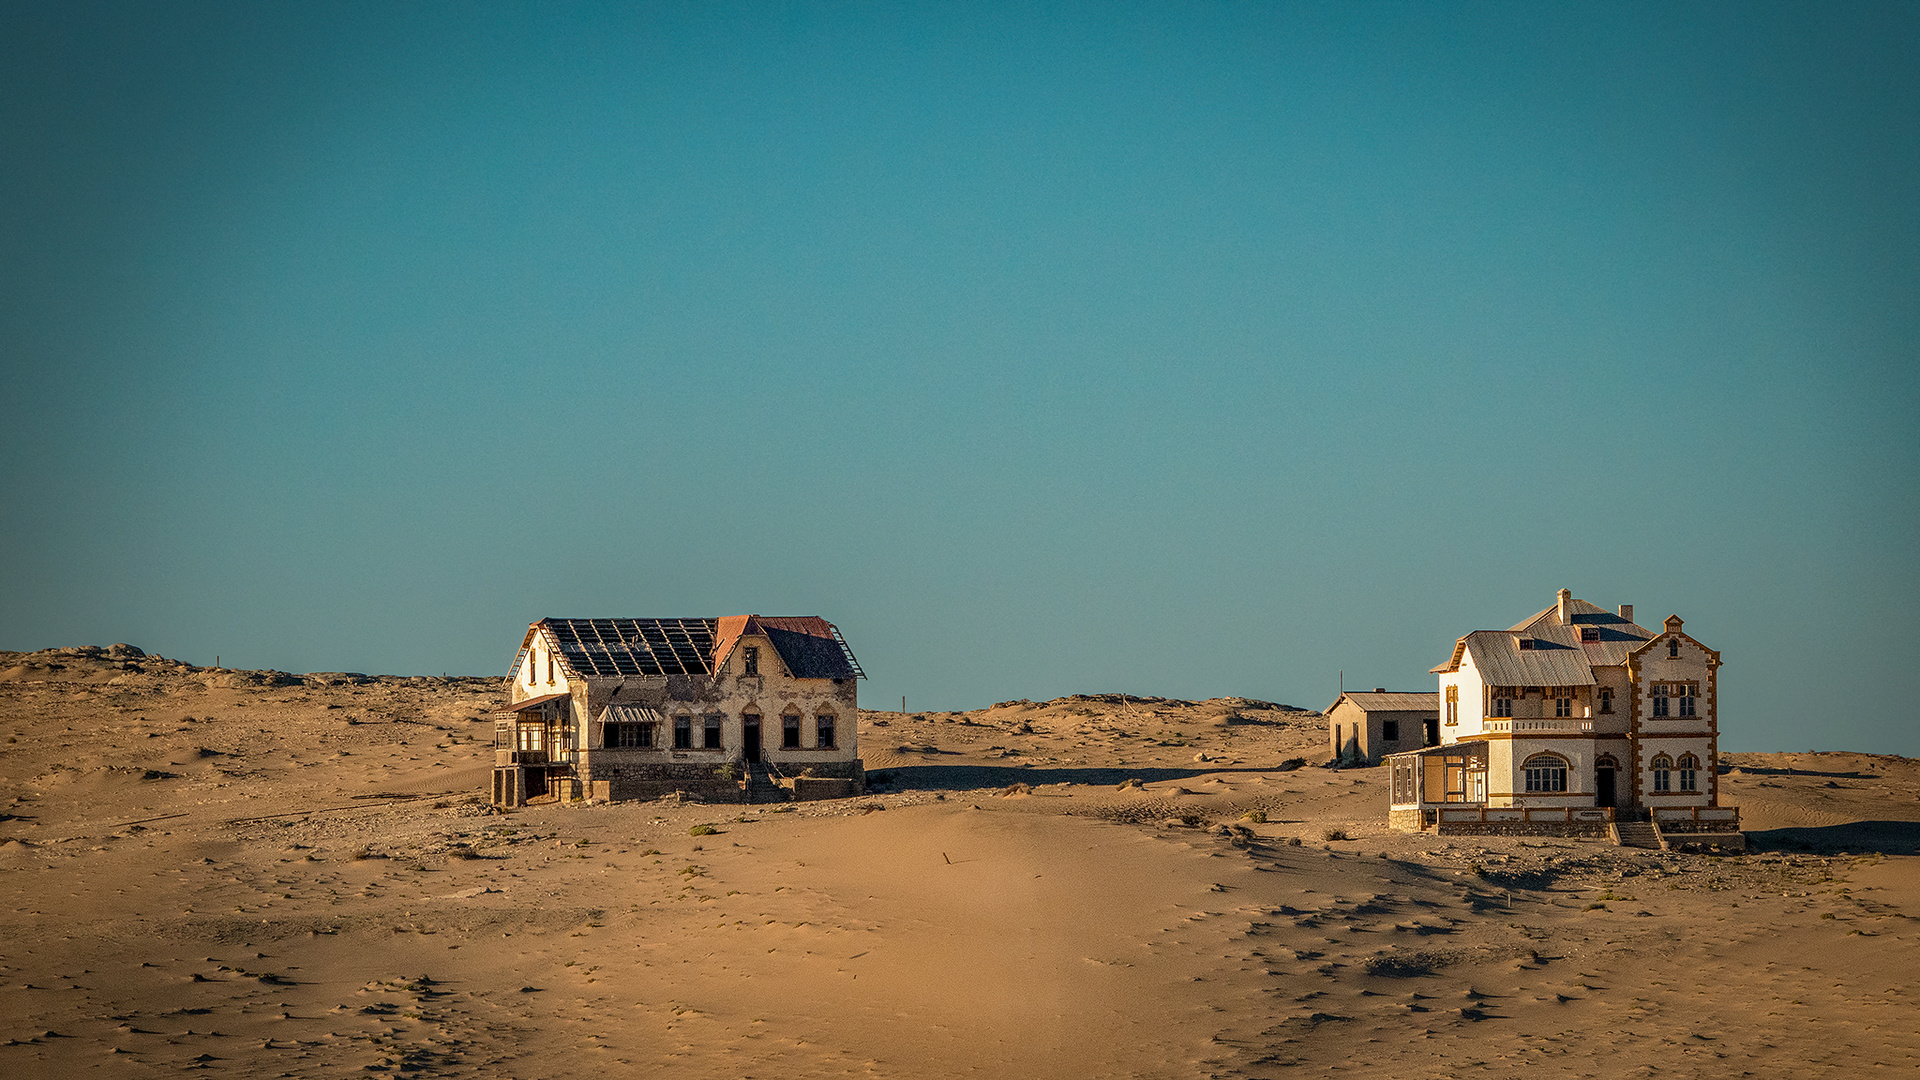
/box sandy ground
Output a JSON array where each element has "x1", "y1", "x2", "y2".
[{"x1": 2, "y1": 645, "x2": 1917, "y2": 1078}]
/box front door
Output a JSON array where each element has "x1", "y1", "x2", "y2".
[
  {"x1": 1596, "y1": 767, "x2": 1616, "y2": 808},
  {"x1": 743, "y1": 716, "x2": 762, "y2": 763}
]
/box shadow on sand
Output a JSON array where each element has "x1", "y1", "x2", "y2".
[{"x1": 1745, "y1": 820, "x2": 1920, "y2": 856}]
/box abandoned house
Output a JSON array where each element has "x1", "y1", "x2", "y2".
[
  {"x1": 1385, "y1": 589, "x2": 1741, "y2": 850},
  {"x1": 1324, "y1": 689, "x2": 1439, "y2": 765},
  {"x1": 492, "y1": 616, "x2": 865, "y2": 807}
]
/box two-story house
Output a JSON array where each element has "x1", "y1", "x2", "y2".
[
  {"x1": 1386, "y1": 590, "x2": 1739, "y2": 848},
  {"x1": 492, "y1": 616, "x2": 865, "y2": 807}
]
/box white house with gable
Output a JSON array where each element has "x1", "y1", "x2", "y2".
[{"x1": 1386, "y1": 589, "x2": 1740, "y2": 849}]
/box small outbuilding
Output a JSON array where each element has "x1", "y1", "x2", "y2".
[{"x1": 1324, "y1": 689, "x2": 1439, "y2": 765}]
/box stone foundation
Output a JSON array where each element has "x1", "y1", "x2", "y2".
[{"x1": 1433, "y1": 821, "x2": 1613, "y2": 839}]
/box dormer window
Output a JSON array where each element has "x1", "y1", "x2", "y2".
[
  {"x1": 1518, "y1": 638, "x2": 1536, "y2": 651},
  {"x1": 1581, "y1": 627, "x2": 1599, "y2": 642},
  {"x1": 744, "y1": 646, "x2": 759, "y2": 676}
]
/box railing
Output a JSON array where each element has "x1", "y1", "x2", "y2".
[
  {"x1": 1483, "y1": 718, "x2": 1594, "y2": 734},
  {"x1": 1435, "y1": 806, "x2": 1614, "y2": 824}
]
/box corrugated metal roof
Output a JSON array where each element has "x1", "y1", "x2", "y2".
[
  {"x1": 498, "y1": 691, "x2": 569, "y2": 714},
  {"x1": 1462, "y1": 627, "x2": 1597, "y2": 686},
  {"x1": 1327, "y1": 691, "x2": 1438, "y2": 714},
  {"x1": 1509, "y1": 596, "x2": 1653, "y2": 667},
  {"x1": 598, "y1": 703, "x2": 666, "y2": 724}
]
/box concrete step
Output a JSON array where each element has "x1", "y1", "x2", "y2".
[{"x1": 1613, "y1": 822, "x2": 1664, "y2": 849}]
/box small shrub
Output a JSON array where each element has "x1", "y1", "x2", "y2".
[
  {"x1": 689, "y1": 824, "x2": 718, "y2": 837},
  {"x1": 1279, "y1": 757, "x2": 1307, "y2": 771},
  {"x1": 1287, "y1": 837, "x2": 1304, "y2": 847},
  {"x1": 1321, "y1": 827, "x2": 1349, "y2": 842},
  {"x1": 1240, "y1": 809, "x2": 1267, "y2": 824},
  {"x1": 351, "y1": 847, "x2": 375, "y2": 860}
]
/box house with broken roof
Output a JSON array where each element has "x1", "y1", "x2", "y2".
[
  {"x1": 1324, "y1": 690, "x2": 1439, "y2": 765},
  {"x1": 1386, "y1": 589, "x2": 1740, "y2": 850},
  {"x1": 492, "y1": 616, "x2": 865, "y2": 807}
]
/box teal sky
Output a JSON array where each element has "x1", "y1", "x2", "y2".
[{"x1": 4, "y1": 2, "x2": 1916, "y2": 755}]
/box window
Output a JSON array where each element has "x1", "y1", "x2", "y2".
[
  {"x1": 1445, "y1": 685, "x2": 1459, "y2": 725},
  {"x1": 703, "y1": 714, "x2": 723, "y2": 749},
  {"x1": 744, "y1": 646, "x2": 759, "y2": 676},
  {"x1": 816, "y1": 713, "x2": 836, "y2": 748},
  {"x1": 1651, "y1": 753, "x2": 1673, "y2": 792},
  {"x1": 1599, "y1": 688, "x2": 1613, "y2": 715},
  {"x1": 1493, "y1": 689, "x2": 1513, "y2": 717},
  {"x1": 1677, "y1": 753, "x2": 1700, "y2": 792},
  {"x1": 1518, "y1": 638, "x2": 1536, "y2": 650},
  {"x1": 1652, "y1": 683, "x2": 1671, "y2": 717},
  {"x1": 1523, "y1": 754, "x2": 1567, "y2": 793},
  {"x1": 607, "y1": 722, "x2": 654, "y2": 749},
  {"x1": 1669, "y1": 638, "x2": 1680, "y2": 658},
  {"x1": 1679, "y1": 683, "x2": 1696, "y2": 717},
  {"x1": 516, "y1": 723, "x2": 545, "y2": 752},
  {"x1": 673, "y1": 715, "x2": 692, "y2": 750},
  {"x1": 1581, "y1": 627, "x2": 1599, "y2": 642},
  {"x1": 783, "y1": 713, "x2": 801, "y2": 749},
  {"x1": 1555, "y1": 691, "x2": 1572, "y2": 718},
  {"x1": 1382, "y1": 719, "x2": 1400, "y2": 742},
  {"x1": 547, "y1": 651, "x2": 555, "y2": 684}
]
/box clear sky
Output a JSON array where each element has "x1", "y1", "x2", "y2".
[{"x1": 3, "y1": 2, "x2": 1916, "y2": 755}]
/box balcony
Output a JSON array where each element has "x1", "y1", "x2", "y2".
[{"x1": 1484, "y1": 718, "x2": 1593, "y2": 734}]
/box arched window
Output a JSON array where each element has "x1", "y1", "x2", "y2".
[
  {"x1": 1677, "y1": 753, "x2": 1700, "y2": 792},
  {"x1": 1651, "y1": 753, "x2": 1673, "y2": 793},
  {"x1": 1523, "y1": 754, "x2": 1567, "y2": 793},
  {"x1": 1669, "y1": 638, "x2": 1681, "y2": 658}
]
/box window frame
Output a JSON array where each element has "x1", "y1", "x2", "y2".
[
  {"x1": 1522, "y1": 754, "x2": 1568, "y2": 793},
  {"x1": 606, "y1": 722, "x2": 654, "y2": 749},
  {"x1": 743, "y1": 646, "x2": 760, "y2": 676},
  {"x1": 1651, "y1": 753, "x2": 1673, "y2": 793},
  {"x1": 672, "y1": 715, "x2": 693, "y2": 750},
  {"x1": 816, "y1": 713, "x2": 836, "y2": 749},
  {"x1": 703, "y1": 713, "x2": 723, "y2": 750},
  {"x1": 782, "y1": 712, "x2": 802, "y2": 749},
  {"x1": 1493, "y1": 688, "x2": 1514, "y2": 717}
]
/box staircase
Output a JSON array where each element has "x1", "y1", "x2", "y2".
[
  {"x1": 1612, "y1": 820, "x2": 1664, "y2": 850},
  {"x1": 744, "y1": 763, "x2": 789, "y2": 805}
]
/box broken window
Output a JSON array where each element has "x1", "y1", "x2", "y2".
[
  {"x1": 744, "y1": 646, "x2": 760, "y2": 676},
  {"x1": 703, "y1": 714, "x2": 723, "y2": 749},
  {"x1": 1382, "y1": 719, "x2": 1399, "y2": 742},
  {"x1": 783, "y1": 713, "x2": 801, "y2": 749},
  {"x1": 816, "y1": 714, "x2": 835, "y2": 749},
  {"x1": 606, "y1": 722, "x2": 654, "y2": 749},
  {"x1": 673, "y1": 715, "x2": 693, "y2": 750}
]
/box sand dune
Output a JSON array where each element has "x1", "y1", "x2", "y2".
[{"x1": 2, "y1": 647, "x2": 1916, "y2": 1077}]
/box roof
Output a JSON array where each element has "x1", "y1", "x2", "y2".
[
  {"x1": 1509, "y1": 596, "x2": 1654, "y2": 667},
  {"x1": 712, "y1": 615, "x2": 866, "y2": 679},
  {"x1": 598, "y1": 703, "x2": 666, "y2": 724},
  {"x1": 1324, "y1": 691, "x2": 1438, "y2": 714},
  {"x1": 1455, "y1": 627, "x2": 1597, "y2": 687},
  {"x1": 513, "y1": 616, "x2": 864, "y2": 680},
  {"x1": 498, "y1": 691, "x2": 569, "y2": 714}
]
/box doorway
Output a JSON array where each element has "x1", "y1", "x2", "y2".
[
  {"x1": 1423, "y1": 717, "x2": 1439, "y2": 746},
  {"x1": 743, "y1": 715, "x2": 762, "y2": 763},
  {"x1": 1596, "y1": 767, "x2": 1616, "y2": 808}
]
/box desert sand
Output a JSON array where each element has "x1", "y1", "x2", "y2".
[{"x1": 2, "y1": 645, "x2": 1916, "y2": 1078}]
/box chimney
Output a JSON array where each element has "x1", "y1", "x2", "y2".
[
  {"x1": 1619, "y1": 604, "x2": 1633, "y2": 624},
  {"x1": 1374, "y1": 687, "x2": 1386, "y2": 694},
  {"x1": 1557, "y1": 588, "x2": 1571, "y2": 624}
]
